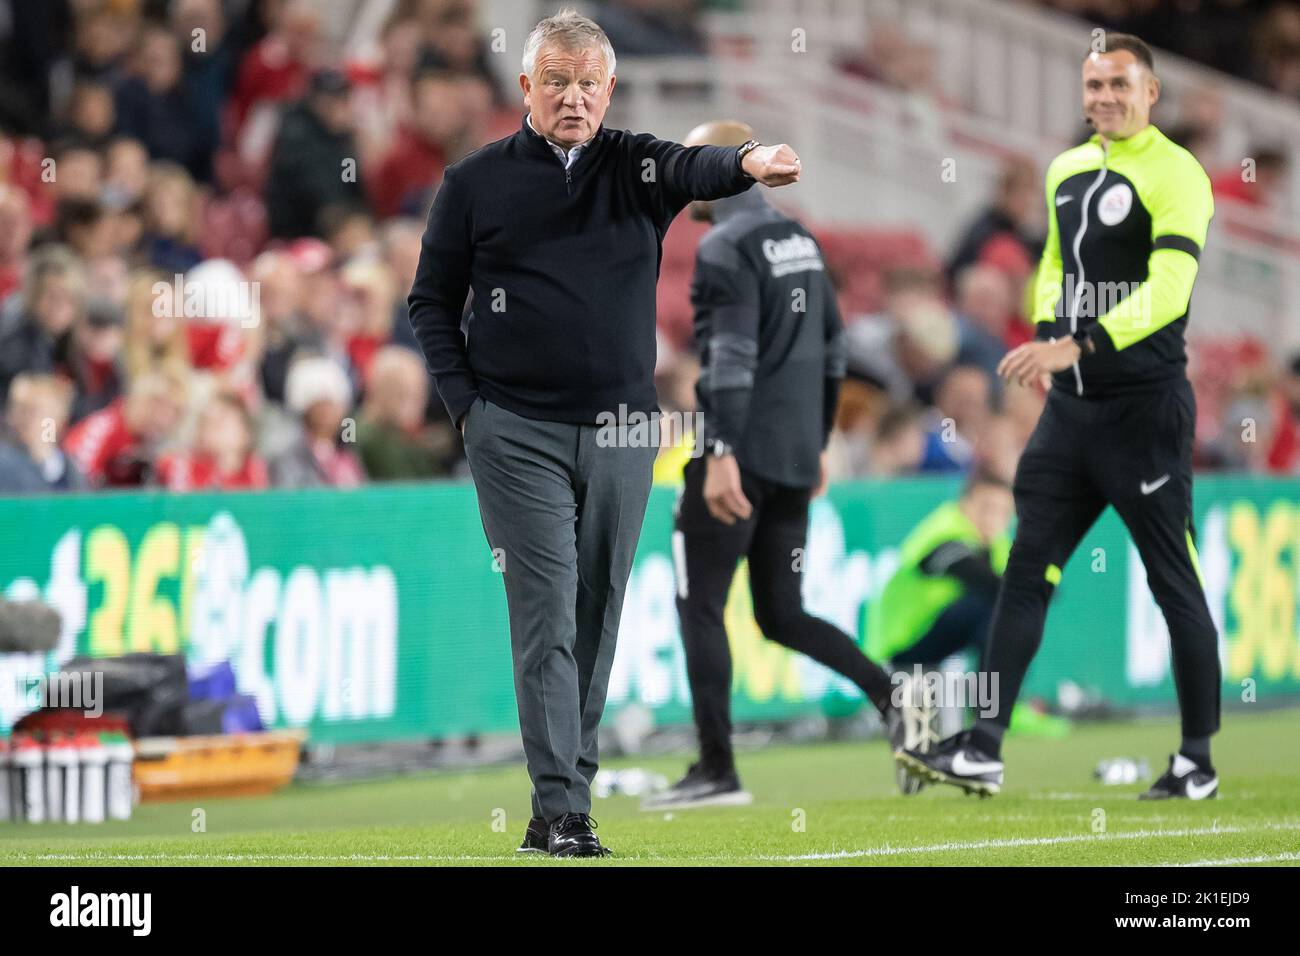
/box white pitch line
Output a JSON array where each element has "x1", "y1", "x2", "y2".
[
  {"x1": 759, "y1": 822, "x2": 1300, "y2": 862},
  {"x1": 8, "y1": 822, "x2": 1299, "y2": 865},
  {"x1": 1167, "y1": 851, "x2": 1300, "y2": 867}
]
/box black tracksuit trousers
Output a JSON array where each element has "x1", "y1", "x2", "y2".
[
  {"x1": 978, "y1": 377, "x2": 1221, "y2": 740},
  {"x1": 673, "y1": 457, "x2": 895, "y2": 774}
]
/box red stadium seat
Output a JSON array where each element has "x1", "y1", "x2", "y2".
[{"x1": 656, "y1": 220, "x2": 937, "y2": 344}]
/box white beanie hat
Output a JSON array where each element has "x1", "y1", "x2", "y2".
[{"x1": 285, "y1": 355, "x2": 352, "y2": 414}]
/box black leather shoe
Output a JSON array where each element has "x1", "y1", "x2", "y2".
[
  {"x1": 517, "y1": 816, "x2": 549, "y2": 853},
  {"x1": 547, "y1": 812, "x2": 612, "y2": 857}
]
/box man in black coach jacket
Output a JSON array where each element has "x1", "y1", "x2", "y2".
[{"x1": 407, "y1": 8, "x2": 802, "y2": 857}]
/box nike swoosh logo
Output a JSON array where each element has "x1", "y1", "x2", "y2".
[
  {"x1": 1055, "y1": 195, "x2": 1074, "y2": 206},
  {"x1": 952, "y1": 751, "x2": 1003, "y2": 776},
  {"x1": 1140, "y1": 474, "x2": 1171, "y2": 495},
  {"x1": 1185, "y1": 776, "x2": 1217, "y2": 799}
]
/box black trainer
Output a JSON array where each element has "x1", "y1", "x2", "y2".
[
  {"x1": 547, "y1": 812, "x2": 612, "y2": 857},
  {"x1": 517, "y1": 816, "x2": 549, "y2": 853},
  {"x1": 640, "y1": 762, "x2": 753, "y2": 810},
  {"x1": 1140, "y1": 753, "x2": 1219, "y2": 800},
  {"x1": 895, "y1": 731, "x2": 1003, "y2": 797}
]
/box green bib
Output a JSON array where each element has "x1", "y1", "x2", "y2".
[{"x1": 865, "y1": 501, "x2": 1010, "y2": 661}]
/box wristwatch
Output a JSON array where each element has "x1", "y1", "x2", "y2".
[
  {"x1": 736, "y1": 139, "x2": 761, "y2": 179},
  {"x1": 706, "y1": 438, "x2": 733, "y2": 459},
  {"x1": 1072, "y1": 327, "x2": 1097, "y2": 356}
]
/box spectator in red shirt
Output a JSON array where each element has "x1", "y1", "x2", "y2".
[
  {"x1": 0, "y1": 136, "x2": 57, "y2": 228},
  {"x1": 366, "y1": 70, "x2": 467, "y2": 221},
  {"x1": 1211, "y1": 147, "x2": 1288, "y2": 208},
  {"x1": 228, "y1": 0, "x2": 322, "y2": 151},
  {"x1": 63, "y1": 364, "x2": 189, "y2": 487},
  {"x1": 0, "y1": 185, "x2": 32, "y2": 302},
  {"x1": 1266, "y1": 353, "x2": 1300, "y2": 474},
  {"x1": 154, "y1": 391, "x2": 269, "y2": 491},
  {"x1": 350, "y1": 13, "x2": 422, "y2": 163},
  {"x1": 180, "y1": 258, "x2": 253, "y2": 375}
]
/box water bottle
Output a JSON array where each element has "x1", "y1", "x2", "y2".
[
  {"x1": 13, "y1": 736, "x2": 45, "y2": 824},
  {"x1": 80, "y1": 734, "x2": 108, "y2": 824},
  {"x1": 105, "y1": 733, "x2": 134, "y2": 821},
  {"x1": 44, "y1": 733, "x2": 65, "y2": 823},
  {"x1": 0, "y1": 737, "x2": 11, "y2": 822},
  {"x1": 54, "y1": 734, "x2": 81, "y2": 824},
  {"x1": 1094, "y1": 757, "x2": 1151, "y2": 785}
]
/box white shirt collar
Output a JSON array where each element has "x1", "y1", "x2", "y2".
[{"x1": 526, "y1": 114, "x2": 592, "y2": 170}]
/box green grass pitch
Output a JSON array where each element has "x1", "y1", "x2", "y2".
[{"x1": 3, "y1": 709, "x2": 1298, "y2": 866}]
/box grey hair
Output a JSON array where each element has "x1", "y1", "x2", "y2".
[
  {"x1": 521, "y1": 7, "x2": 616, "y2": 79},
  {"x1": 23, "y1": 244, "x2": 85, "y2": 304}
]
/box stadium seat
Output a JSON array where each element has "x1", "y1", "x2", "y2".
[{"x1": 656, "y1": 220, "x2": 937, "y2": 343}]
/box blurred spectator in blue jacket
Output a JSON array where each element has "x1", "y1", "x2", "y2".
[
  {"x1": 921, "y1": 365, "x2": 991, "y2": 474},
  {"x1": 0, "y1": 373, "x2": 86, "y2": 493},
  {"x1": 115, "y1": 23, "x2": 210, "y2": 182},
  {"x1": 170, "y1": 0, "x2": 237, "y2": 183},
  {"x1": 0, "y1": 246, "x2": 85, "y2": 409}
]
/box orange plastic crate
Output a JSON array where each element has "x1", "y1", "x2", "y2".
[{"x1": 133, "y1": 731, "x2": 305, "y2": 803}]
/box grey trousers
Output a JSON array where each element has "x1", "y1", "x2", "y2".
[{"x1": 461, "y1": 396, "x2": 657, "y2": 821}]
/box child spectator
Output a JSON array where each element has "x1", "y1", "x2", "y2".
[
  {"x1": 0, "y1": 373, "x2": 86, "y2": 493},
  {"x1": 63, "y1": 364, "x2": 189, "y2": 487},
  {"x1": 269, "y1": 355, "x2": 365, "y2": 488},
  {"x1": 154, "y1": 391, "x2": 269, "y2": 491}
]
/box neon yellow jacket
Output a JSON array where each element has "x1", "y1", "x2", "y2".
[
  {"x1": 866, "y1": 500, "x2": 1010, "y2": 661},
  {"x1": 1031, "y1": 123, "x2": 1213, "y2": 397}
]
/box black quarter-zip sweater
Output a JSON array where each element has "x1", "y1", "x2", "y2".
[{"x1": 407, "y1": 115, "x2": 755, "y2": 425}]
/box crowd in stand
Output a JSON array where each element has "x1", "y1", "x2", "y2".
[
  {"x1": 1031, "y1": 0, "x2": 1300, "y2": 100},
  {"x1": 0, "y1": 0, "x2": 508, "y2": 494},
  {"x1": 0, "y1": 0, "x2": 1297, "y2": 497}
]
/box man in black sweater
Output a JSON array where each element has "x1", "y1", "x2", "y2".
[{"x1": 407, "y1": 8, "x2": 801, "y2": 857}]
